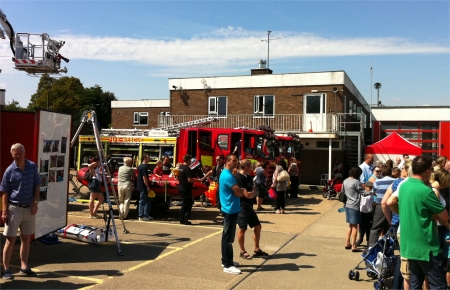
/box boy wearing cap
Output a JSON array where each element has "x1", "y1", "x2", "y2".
[{"x1": 356, "y1": 181, "x2": 374, "y2": 246}]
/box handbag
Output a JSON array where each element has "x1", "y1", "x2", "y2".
[
  {"x1": 83, "y1": 169, "x2": 93, "y2": 182},
  {"x1": 268, "y1": 187, "x2": 278, "y2": 199},
  {"x1": 276, "y1": 170, "x2": 290, "y2": 182},
  {"x1": 338, "y1": 191, "x2": 347, "y2": 203}
]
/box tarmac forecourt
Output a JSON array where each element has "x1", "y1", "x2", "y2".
[{"x1": 1, "y1": 187, "x2": 378, "y2": 289}]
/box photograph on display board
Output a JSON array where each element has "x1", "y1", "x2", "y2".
[
  {"x1": 57, "y1": 170, "x2": 64, "y2": 182},
  {"x1": 51, "y1": 140, "x2": 59, "y2": 153},
  {"x1": 57, "y1": 155, "x2": 65, "y2": 168},
  {"x1": 61, "y1": 137, "x2": 67, "y2": 154},
  {"x1": 49, "y1": 170, "x2": 57, "y2": 182},
  {"x1": 40, "y1": 159, "x2": 49, "y2": 173},
  {"x1": 50, "y1": 155, "x2": 57, "y2": 168},
  {"x1": 43, "y1": 140, "x2": 52, "y2": 153},
  {"x1": 40, "y1": 187, "x2": 47, "y2": 201},
  {"x1": 40, "y1": 174, "x2": 48, "y2": 187}
]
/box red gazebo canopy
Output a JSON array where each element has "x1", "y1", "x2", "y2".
[{"x1": 365, "y1": 132, "x2": 422, "y2": 155}]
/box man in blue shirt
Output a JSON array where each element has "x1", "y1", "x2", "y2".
[
  {"x1": 220, "y1": 154, "x2": 243, "y2": 274},
  {"x1": 369, "y1": 164, "x2": 395, "y2": 247},
  {"x1": 1, "y1": 143, "x2": 41, "y2": 280},
  {"x1": 359, "y1": 154, "x2": 374, "y2": 185}
]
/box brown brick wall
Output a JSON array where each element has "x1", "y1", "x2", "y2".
[
  {"x1": 111, "y1": 107, "x2": 170, "y2": 129},
  {"x1": 169, "y1": 85, "x2": 369, "y2": 116}
]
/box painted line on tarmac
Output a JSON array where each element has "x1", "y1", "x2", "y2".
[
  {"x1": 120, "y1": 241, "x2": 182, "y2": 250},
  {"x1": 122, "y1": 229, "x2": 222, "y2": 273},
  {"x1": 47, "y1": 270, "x2": 104, "y2": 289}
]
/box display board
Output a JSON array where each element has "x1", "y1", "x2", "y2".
[{"x1": 35, "y1": 110, "x2": 71, "y2": 238}]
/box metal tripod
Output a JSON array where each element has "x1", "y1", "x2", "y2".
[{"x1": 71, "y1": 110, "x2": 127, "y2": 255}]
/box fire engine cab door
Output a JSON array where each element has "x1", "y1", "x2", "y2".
[
  {"x1": 198, "y1": 129, "x2": 213, "y2": 167},
  {"x1": 303, "y1": 93, "x2": 327, "y2": 132}
]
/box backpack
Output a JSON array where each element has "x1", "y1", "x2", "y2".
[
  {"x1": 276, "y1": 170, "x2": 290, "y2": 182},
  {"x1": 83, "y1": 169, "x2": 94, "y2": 182}
]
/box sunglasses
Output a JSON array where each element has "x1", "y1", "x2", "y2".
[{"x1": 375, "y1": 170, "x2": 381, "y2": 173}]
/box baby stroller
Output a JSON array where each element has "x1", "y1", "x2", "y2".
[
  {"x1": 348, "y1": 228, "x2": 398, "y2": 290},
  {"x1": 322, "y1": 176, "x2": 343, "y2": 200}
]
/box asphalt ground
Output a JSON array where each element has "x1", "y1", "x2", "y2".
[{"x1": 1, "y1": 184, "x2": 383, "y2": 289}]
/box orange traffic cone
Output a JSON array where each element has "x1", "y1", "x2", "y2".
[{"x1": 308, "y1": 121, "x2": 313, "y2": 132}]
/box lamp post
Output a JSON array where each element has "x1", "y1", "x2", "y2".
[{"x1": 374, "y1": 82, "x2": 382, "y2": 106}]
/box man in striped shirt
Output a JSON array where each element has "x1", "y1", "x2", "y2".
[{"x1": 368, "y1": 164, "x2": 396, "y2": 247}]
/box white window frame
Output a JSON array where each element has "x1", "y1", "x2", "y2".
[
  {"x1": 208, "y1": 96, "x2": 227, "y2": 118},
  {"x1": 253, "y1": 95, "x2": 274, "y2": 118},
  {"x1": 133, "y1": 112, "x2": 148, "y2": 126}
]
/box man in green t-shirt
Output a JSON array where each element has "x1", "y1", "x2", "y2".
[{"x1": 398, "y1": 155, "x2": 449, "y2": 289}]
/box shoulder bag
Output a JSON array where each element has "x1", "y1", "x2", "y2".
[{"x1": 277, "y1": 169, "x2": 290, "y2": 182}]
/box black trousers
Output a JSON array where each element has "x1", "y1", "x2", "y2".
[
  {"x1": 180, "y1": 188, "x2": 193, "y2": 222},
  {"x1": 289, "y1": 176, "x2": 299, "y2": 198},
  {"x1": 358, "y1": 212, "x2": 373, "y2": 244},
  {"x1": 369, "y1": 203, "x2": 390, "y2": 247}
]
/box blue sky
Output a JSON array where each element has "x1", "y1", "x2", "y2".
[{"x1": 0, "y1": 1, "x2": 448, "y2": 107}]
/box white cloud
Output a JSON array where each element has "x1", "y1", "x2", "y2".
[
  {"x1": 58, "y1": 28, "x2": 449, "y2": 65},
  {"x1": 1, "y1": 27, "x2": 448, "y2": 76}
]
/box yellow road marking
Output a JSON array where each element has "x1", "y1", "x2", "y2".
[{"x1": 122, "y1": 229, "x2": 222, "y2": 273}]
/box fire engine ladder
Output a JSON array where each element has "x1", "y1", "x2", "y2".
[
  {"x1": 158, "y1": 116, "x2": 218, "y2": 131},
  {"x1": 71, "y1": 110, "x2": 127, "y2": 255}
]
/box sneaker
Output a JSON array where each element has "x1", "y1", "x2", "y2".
[
  {"x1": 275, "y1": 209, "x2": 281, "y2": 214},
  {"x1": 2, "y1": 270, "x2": 14, "y2": 280},
  {"x1": 281, "y1": 209, "x2": 285, "y2": 214},
  {"x1": 89, "y1": 214, "x2": 102, "y2": 219},
  {"x1": 223, "y1": 266, "x2": 241, "y2": 274},
  {"x1": 139, "y1": 217, "x2": 151, "y2": 221},
  {"x1": 19, "y1": 268, "x2": 37, "y2": 276},
  {"x1": 221, "y1": 261, "x2": 240, "y2": 267}
]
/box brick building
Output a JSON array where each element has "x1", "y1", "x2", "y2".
[
  {"x1": 110, "y1": 68, "x2": 371, "y2": 184},
  {"x1": 111, "y1": 99, "x2": 170, "y2": 129}
]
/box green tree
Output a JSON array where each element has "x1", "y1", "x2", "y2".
[
  {"x1": 28, "y1": 75, "x2": 117, "y2": 134},
  {"x1": 2, "y1": 99, "x2": 31, "y2": 111}
]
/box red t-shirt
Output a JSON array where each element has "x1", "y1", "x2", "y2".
[{"x1": 154, "y1": 166, "x2": 164, "y2": 176}]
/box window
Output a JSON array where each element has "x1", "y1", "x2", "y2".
[
  {"x1": 208, "y1": 96, "x2": 227, "y2": 117},
  {"x1": 254, "y1": 95, "x2": 274, "y2": 116},
  {"x1": 133, "y1": 112, "x2": 148, "y2": 126}
]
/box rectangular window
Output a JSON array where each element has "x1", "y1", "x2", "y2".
[
  {"x1": 208, "y1": 96, "x2": 227, "y2": 117},
  {"x1": 254, "y1": 95, "x2": 274, "y2": 117},
  {"x1": 133, "y1": 112, "x2": 148, "y2": 126}
]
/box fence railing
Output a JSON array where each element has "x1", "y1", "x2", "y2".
[{"x1": 157, "y1": 113, "x2": 363, "y2": 135}]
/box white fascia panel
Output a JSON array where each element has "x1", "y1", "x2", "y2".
[{"x1": 112, "y1": 100, "x2": 170, "y2": 108}]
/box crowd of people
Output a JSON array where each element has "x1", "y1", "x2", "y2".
[{"x1": 341, "y1": 153, "x2": 450, "y2": 289}]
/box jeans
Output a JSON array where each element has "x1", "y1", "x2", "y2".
[
  {"x1": 138, "y1": 190, "x2": 150, "y2": 218},
  {"x1": 275, "y1": 190, "x2": 286, "y2": 210},
  {"x1": 408, "y1": 252, "x2": 446, "y2": 290},
  {"x1": 221, "y1": 212, "x2": 238, "y2": 268},
  {"x1": 180, "y1": 187, "x2": 193, "y2": 222}
]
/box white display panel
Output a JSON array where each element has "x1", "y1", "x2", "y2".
[{"x1": 35, "y1": 111, "x2": 71, "y2": 238}]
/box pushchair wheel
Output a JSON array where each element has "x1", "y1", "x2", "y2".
[
  {"x1": 348, "y1": 270, "x2": 354, "y2": 280},
  {"x1": 374, "y1": 281, "x2": 380, "y2": 290},
  {"x1": 367, "y1": 271, "x2": 377, "y2": 279},
  {"x1": 354, "y1": 271, "x2": 360, "y2": 281}
]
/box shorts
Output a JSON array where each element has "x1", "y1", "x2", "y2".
[
  {"x1": 4, "y1": 204, "x2": 36, "y2": 237},
  {"x1": 238, "y1": 205, "x2": 260, "y2": 229},
  {"x1": 89, "y1": 179, "x2": 101, "y2": 193},
  {"x1": 345, "y1": 207, "x2": 360, "y2": 224},
  {"x1": 256, "y1": 183, "x2": 267, "y2": 198},
  {"x1": 400, "y1": 256, "x2": 410, "y2": 280}
]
